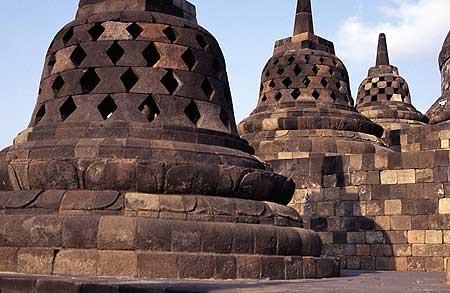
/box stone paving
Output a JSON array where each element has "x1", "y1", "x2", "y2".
[{"x1": 0, "y1": 271, "x2": 449, "y2": 292}]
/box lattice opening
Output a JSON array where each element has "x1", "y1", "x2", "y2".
[
  {"x1": 336, "y1": 81, "x2": 341, "y2": 90},
  {"x1": 163, "y1": 26, "x2": 177, "y2": 43},
  {"x1": 181, "y1": 48, "x2": 196, "y2": 71},
  {"x1": 184, "y1": 100, "x2": 201, "y2": 125},
  {"x1": 139, "y1": 95, "x2": 160, "y2": 122},
  {"x1": 293, "y1": 65, "x2": 302, "y2": 76},
  {"x1": 288, "y1": 56, "x2": 295, "y2": 64},
  {"x1": 273, "y1": 59, "x2": 279, "y2": 65},
  {"x1": 88, "y1": 23, "x2": 105, "y2": 41},
  {"x1": 62, "y1": 27, "x2": 74, "y2": 45},
  {"x1": 120, "y1": 68, "x2": 138, "y2": 92},
  {"x1": 70, "y1": 45, "x2": 87, "y2": 67},
  {"x1": 126, "y1": 23, "x2": 143, "y2": 40},
  {"x1": 282, "y1": 78, "x2": 292, "y2": 88},
  {"x1": 106, "y1": 41, "x2": 125, "y2": 65},
  {"x1": 291, "y1": 89, "x2": 301, "y2": 100},
  {"x1": 312, "y1": 90, "x2": 320, "y2": 100},
  {"x1": 371, "y1": 95, "x2": 377, "y2": 102},
  {"x1": 321, "y1": 78, "x2": 328, "y2": 88},
  {"x1": 35, "y1": 105, "x2": 46, "y2": 124},
  {"x1": 60, "y1": 97, "x2": 77, "y2": 121},
  {"x1": 277, "y1": 68, "x2": 285, "y2": 75},
  {"x1": 52, "y1": 76, "x2": 65, "y2": 95},
  {"x1": 329, "y1": 68, "x2": 334, "y2": 76},
  {"x1": 265, "y1": 70, "x2": 270, "y2": 77},
  {"x1": 47, "y1": 54, "x2": 56, "y2": 74},
  {"x1": 80, "y1": 68, "x2": 100, "y2": 94},
  {"x1": 202, "y1": 78, "x2": 214, "y2": 98},
  {"x1": 319, "y1": 57, "x2": 325, "y2": 64},
  {"x1": 312, "y1": 65, "x2": 319, "y2": 75},
  {"x1": 98, "y1": 96, "x2": 117, "y2": 120},
  {"x1": 142, "y1": 43, "x2": 160, "y2": 67},
  {"x1": 331, "y1": 92, "x2": 337, "y2": 101},
  {"x1": 274, "y1": 92, "x2": 282, "y2": 101},
  {"x1": 269, "y1": 80, "x2": 275, "y2": 89},
  {"x1": 379, "y1": 88, "x2": 386, "y2": 94},
  {"x1": 196, "y1": 34, "x2": 208, "y2": 49},
  {"x1": 161, "y1": 70, "x2": 179, "y2": 95},
  {"x1": 261, "y1": 95, "x2": 267, "y2": 102},
  {"x1": 303, "y1": 77, "x2": 311, "y2": 87},
  {"x1": 220, "y1": 108, "x2": 230, "y2": 130}
]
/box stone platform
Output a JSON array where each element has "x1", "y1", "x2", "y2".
[{"x1": 0, "y1": 271, "x2": 448, "y2": 292}]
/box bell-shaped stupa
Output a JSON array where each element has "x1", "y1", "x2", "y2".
[
  {"x1": 0, "y1": 0, "x2": 338, "y2": 281},
  {"x1": 427, "y1": 31, "x2": 450, "y2": 124},
  {"x1": 239, "y1": 0, "x2": 388, "y2": 160},
  {"x1": 356, "y1": 34, "x2": 428, "y2": 131}
]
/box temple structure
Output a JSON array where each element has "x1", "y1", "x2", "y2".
[
  {"x1": 239, "y1": 0, "x2": 450, "y2": 273},
  {"x1": 356, "y1": 34, "x2": 428, "y2": 131},
  {"x1": 0, "y1": 0, "x2": 339, "y2": 283}
]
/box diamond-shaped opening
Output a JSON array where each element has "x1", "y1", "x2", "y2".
[
  {"x1": 321, "y1": 78, "x2": 328, "y2": 88},
  {"x1": 35, "y1": 105, "x2": 46, "y2": 124},
  {"x1": 293, "y1": 65, "x2": 302, "y2": 76},
  {"x1": 220, "y1": 108, "x2": 230, "y2": 130},
  {"x1": 371, "y1": 95, "x2": 378, "y2": 102},
  {"x1": 312, "y1": 90, "x2": 320, "y2": 100},
  {"x1": 98, "y1": 95, "x2": 117, "y2": 120},
  {"x1": 62, "y1": 27, "x2": 73, "y2": 45},
  {"x1": 282, "y1": 77, "x2": 292, "y2": 88},
  {"x1": 52, "y1": 75, "x2": 65, "y2": 95},
  {"x1": 80, "y1": 68, "x2": 100, "y2": 94},
  {"x1": 265, "y1": 70, "x2": 270, "y2": 77},
  {"x1": 329, "y1": 68, "x2": 334, "y2": 76},
  {"x1": 120, "y1": 68, "x2": 139, "y2": 92},
  {"x1": 379, "y1": 88, "x2": 386, "y2": 94},
  {"x1": 365, "y1": 90, "x2": 370, "y2": 96},
  {"x1": 331, "y1": 92, "x2": 337, "y2": 101},
  {"x1": 277, "y1": 68, "x2": 284, "y2": 75},
  {"x1": 139, "y1": 95, "x2": 160, "y2": 122},
  {"x1": 181, "y1": 48, "x2": 196, "y2": 71},
  {"x1": 260, "y1": 84, "x2": 264, "y2": 92},
  {"x1": 126, "y1": 23, "x2": 143, "y2": 40},
  {"x1": 303, "y1": 77, "x2": 311, "y2": 87},
  {"x1": 88, "y1": 23, "x2": 105, "y2": 41},
  {"x1": 312, "y1": 65, "x2": 319, "y2": 75},
  {"x1": 196, "y1": 34, "x2": 208, "y2": 49},
  {"x1": 60, "y1": 97, "x2": 77, "y2": 121},
  {"x1": 269, "y1": 80, "x2": 275, "y2": 88},
  {"x1": 336, "y1": 81, "x2": 341, "y2": 90},
  {"x1": 291, "y1": 89, "x2": 301, "y2": 100},
  {"x1": 274, "y1": 92, "x2": 283, "y2": 101},
  {"x1": 161, "y1": 70, "x2": 179, "y2": 95},
  {"x1": 319, "y1": 57, "x2": 325, "y2": 64},
  {"x1": 332, "y1": 59, "x2": 338, "y2": 66},
  {"x1": 273, "y1": 58, "x2": 279, "y2": 65},
  {"x1": 70, "y1": 45, "x2": 87, "y2": 67},
  {"x1": 163, "y1": 26, "x2": 177, "y2": 43},
  {"x1": 47, "y1": 54, "x2": 56, "y2": 74},
  {"x1": 202, "y1": 78, "x2": 214, "y2": 98},
  {"x1": 142, "y1": 43, "x2": 160, "y2": 67},
  {"x1": 379, "y1": 77, "x2": 385, "y2": 82},
  {"x1": 387, "y1": 82, "x2": 392, "y2": 87},
  {"x1": 288, "y1": 56, "x2": 295, "y2": 64},
  {"x1": 185, "y1": 100, "x2": 201, "y2": 125},
  {"x1": 106, "y1": 41, "x2": 125, "y2": 65},
  {"x1": 261, "y1": 95, "x2": 267, "y2": 102}
]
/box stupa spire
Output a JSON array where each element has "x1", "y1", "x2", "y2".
[
  {"x1": 294, "y1": 0, "x2": 314, "y2": 35},
  {"x1": 376, "y1": 33, "x2": 390, "y2": 66}
]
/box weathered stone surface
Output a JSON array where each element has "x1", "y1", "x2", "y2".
[{"x1": 54, "y1": 250, "x2": 97, "y2": 276}]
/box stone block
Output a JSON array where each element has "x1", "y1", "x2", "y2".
[
  {"x1": 385, "y1": 200, "x2": 402, "y2": 215},
  {"x1": 285, "y1": 257, "x2": 304, "y2": 279},
  {"x1": 390, "y1": 216, "x2": 411, "y2": 231},
  {"x1": 356, "y1": 244, "x2": 370, "y2": 256},
  {"x1": 392, "y1": 257, "x2": 408, "y2": 271},
  {"x1": 62, "y1": 216, "x2": 99, "y2": 248},
  {"x1": 407, "y1": 257, "x2": 426, "y2": 272},
  {"x1": 426, "y1": 230, "x2": 443, "y2": 244},
  {"x1": 397, "y1": 169, "x2": 416, "y2": 184},
  {"x1": 444, "y1": 231, "x2": 450, "y2": 243},
  {"x1": 261, "y1": 256, "x2": 286, "y2": 280},
  {"x1": 412, "y1": 244, "x2": 431, "y2": 257},
  {"x1": 54, "y1": 250, "x2": 97, "y2": 276},
  {"x1": 380, "y1": 170, "x2": 397, "y2": 184},
  {"x1": 138, "y1": 253, "x2": 178, "y2": 279},
  {"x1": 385, "y1": 231, "x2": 407, "y2": 244},
  {"x1": 237, "y1": 256, "x2": 261, "y2": 279},
  {"x1": 17, "y1": 248, "x2": 54, "y2": 275},
  {"x1": 408, "y1": 230, "x2": 425, "y2": 244},
  {"x1": 214, "y1": 256, "x2": 237, "y2": 280},
  {"x1": 179, "y1": 255, "x2": 214, "y2": 279},
  {"x1": 439, "y1": 198, "x2": 450, "y2": 214},
  {"x1": 446, "y1": 258, "x2": 450, "y2": 284},
  {"x1": 426, "y1": 257, "x2": 444, "y2": 272},
  {"x1": 347, "y1": 232, "x2": 365, "y2": 244},
  {"x1": 98, "y1": 216, "x2": 136, "y2": 250},
  {"x1": 392, "y1": 244, "x2": 412, "y2": 257},
  {"x1": 374, "y1": 216, "x2": 391, "y2": 230},
  {"x1": 303, "y1": 257, "x2": 317, "y2": 279},
  {"x1": 416, "y1": 169, "x2": 434, "y2": 183},
  {"x1": 97, "y1": 251, "x2": 137, "y2": 277},
  {"x1": 0, "y1": 248, "x2": 18, "y2": 272},
  {"x1": 136, "y1": 218, "x2": 171, "y2": 251},
  {"x1": 30, "y1": 216, "x2": 62, "y2": 247}
]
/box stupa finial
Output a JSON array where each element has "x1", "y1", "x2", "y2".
[
  {"x1": 376, "y1": 33, "x2": 390, "y2": 66},
  {"x1": 294, "y1": 0, "x2": 314, "y2": 35}
]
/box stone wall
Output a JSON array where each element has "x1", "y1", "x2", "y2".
[{"x1": 268, "y1": 130, "x2": 450, "y2": 272}]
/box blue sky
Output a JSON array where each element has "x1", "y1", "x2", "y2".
[{"x1": 0, "y1": 0, "x2": 449, "y2": 148}]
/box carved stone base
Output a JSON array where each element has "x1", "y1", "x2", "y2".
[{"x1": 0, "y1": 191, "x2": 339, "y2": 280}]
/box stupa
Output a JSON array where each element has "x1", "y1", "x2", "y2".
[
  {"x1": 427, "y1": 31, "x2": 450, "y2": 124},
  {"x1": 0, "y1": 0, "x2": 338, "y2": 281},
  {"x1": 356, "y1": 33, "x2": 428, "y2": 131},
  {"x1": 238, "y1": 0, "x2": 389, "y2": 160}
]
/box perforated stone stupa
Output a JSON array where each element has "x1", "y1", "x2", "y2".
[
  {"x1": 356, "y1": 34, "x2": 428, "y2": 131},
  {"x1": 239, "y1": 0, "x2": 389, "y2": 159},
  {"x1": 0, "y1": 0, "x2": 339, "y2": 281}
]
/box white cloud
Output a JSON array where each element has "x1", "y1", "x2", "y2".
[{"x1": 336, "y1": 0, "x2": 450, "y2": 62}]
